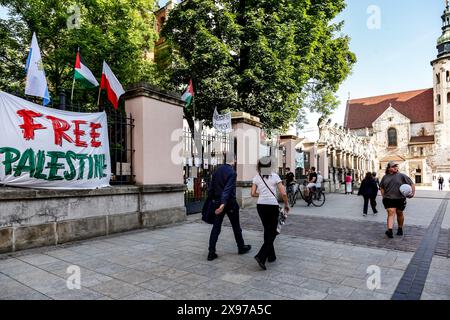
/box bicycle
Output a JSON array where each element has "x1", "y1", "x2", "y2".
[{"x1": 287, "y1": 182, "x2": 326, "y2": 207}]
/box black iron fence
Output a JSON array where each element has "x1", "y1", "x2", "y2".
[
  {"x1": 2, "y1": 90, "x2": 135, "y2": 185},
  {"x1": 183, "y1": 124, "x2": 234, "y2": 214}
]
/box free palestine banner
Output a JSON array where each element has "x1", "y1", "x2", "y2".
[{"x1": 0, "y1": 91, "x2": 111, "y2": 189}]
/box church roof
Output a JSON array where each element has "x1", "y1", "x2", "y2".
[{"x1": 344, "y1": 88, "x2": 434, "y2": 129}]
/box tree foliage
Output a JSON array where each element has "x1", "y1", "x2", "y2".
[
  {"x1": 0, "y1": 0, "x2": 160, "y2": 105},
  {"x1": 162, "y1": 0, "x2": 356, "y2": 131}
]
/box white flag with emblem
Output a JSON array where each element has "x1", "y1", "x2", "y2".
[
  {"x1": 213, "y1": 107, "x2": 232, "y2": 133},
  {"x1": 25, "y1": 32, "x2": 50, "y2": 105}
]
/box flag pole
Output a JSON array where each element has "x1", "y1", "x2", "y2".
[
  {"x1": 70, "y1": 76, "x2": 76, "y2": 103},
  {"x1": 192, "y1": 79, "x2": 195, "y2": 120},
  {"x1": 97, "y1": 85, "x2": 102, "y2": 106},
  {"x1": 193, "y1": 96, "x2": 196, "y2": 120},
  {"x1": 71, "y1": 47, "x2": 80, "y2": 103},
  {"x1": 98, "y1": 61, "x2": 104, "y2": 108}
]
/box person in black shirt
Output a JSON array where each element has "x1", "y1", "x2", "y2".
[
  {"x1": 304, "y1": 167, "x2": 317, "y2": 204},
  {"x1": 207, "y1": 159, "x2": 251, "y2": 261},
  {"x1": 372, "y1": 172, "x2": 380, "y2": 190},
  {"x1": 285, "y1": 167, "x2": 295, "y2": 194},
  {"x1": 358, "y1": 172, "x2": 379, "y2": 216},
  {"x1": 438, "y1": 176, "x2": 444, "y2": 190}
]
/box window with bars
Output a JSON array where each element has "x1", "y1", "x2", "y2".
[{"x1": 388, "y1": 128, "x2": 397, "y2": 147}]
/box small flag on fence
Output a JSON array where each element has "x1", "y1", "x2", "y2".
[
  {"x1": 25, "y1": 32, "x2": 50, "y2": 106},
  {"x1": 71, "y1": 48, "x2": 99, "y2": 101},
  {"x1": 181, "y1": 79, "x2": 194, "y2": 109},
  {"x1": 99, "y1": 61, "x2": 125, "y2": 109},
  {"x1": 74, "y1": 49, "x2": 99, "y2": 88}
]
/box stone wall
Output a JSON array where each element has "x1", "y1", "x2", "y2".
[{"x1": 0, "y1": 185, "x2": 186, "y2": 254}]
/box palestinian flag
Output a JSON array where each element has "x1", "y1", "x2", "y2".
[
  {"x1": 181, "y1": 79, "x2": 194, "y2": 109},
  {"x1": 74, "y1": 50, "x2": 99, "y2": 88}
]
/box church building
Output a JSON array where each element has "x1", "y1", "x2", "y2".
[{"x1": 345, "y1": 2, "x2": 450, "y2": 186}]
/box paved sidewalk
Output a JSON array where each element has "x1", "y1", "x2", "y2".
[
  {"x1": 0, "y1": 190, "x2": 448, "y2": 300},
  {"x1": 0, "y1": 222, "x2": 412, "y2": 300}
]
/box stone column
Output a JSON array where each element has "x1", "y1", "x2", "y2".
[
  {"x1": 232, "y1": 112, "x2": 262, "y2": 208},
  {"x1": 124, "y1": 84, "x2": 186, "y2": 227},
  {"x1": 310, "y1": 145, "x2": 318, "y2": 170},
  {"x1": 318, "y1": 146, "x2": 328, "y2": 178},
  {"x1": 280, "y1": 135, "x2": 300, "y2": 173},
  {"x1": 343, "y1": 152, "x2": 348, "y2": 169},
  {"x1": 422, "y1": 159, "x2": 428, "y2": 185}
]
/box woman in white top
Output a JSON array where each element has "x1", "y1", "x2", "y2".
[{"x1": 251, "y1": 157, "x2": 289, "y2": 270}]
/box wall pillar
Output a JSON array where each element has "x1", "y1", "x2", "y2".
[
  {"x1": 318, "y1": 146, "x2": 328, "y2": 178},
  {"x1": 280, "y1": 135, "x2": 300, "y2": 173},
  {"x1": 124, "y1": 84, "x2": 186, "y2": 226},
  {"x1": 232, "y1": 112, "x2": 262, "y2": 208}
]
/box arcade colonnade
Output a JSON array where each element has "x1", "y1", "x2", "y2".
[{"x1": 281, "y1": 123, "x2": 378, "y2": 192}]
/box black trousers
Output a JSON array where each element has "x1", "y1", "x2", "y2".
[
  {"x1": 208, "y1": 202, "x2": 245, "y2": 253},
  {"x1": 363, "y1": 196, "x2": 377, "y2": 214},
  {"x1": 439, "y1": 183, "x2": 443, "y2": 190},
  {"x1": 255, "y1": 204, "x2": 279, "y2": 264}
]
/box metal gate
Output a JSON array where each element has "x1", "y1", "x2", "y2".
[{"x1": 183, "y1": 122, "x2": 234, "y2": 215}]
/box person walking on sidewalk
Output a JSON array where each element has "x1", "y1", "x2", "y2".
[
  {"x1": 251, "y1": 157, "x2": 289, "y2": 270},
  {"x1": 438, "y1": 176, "x2": 444, "y2": 191},
  {"x1": 358, "y1": 172, "x2": 379, "y2": 216},
  {"x1": 379, "y1": 161, "x2": 415, "y2": 239},
  {"x1": 372, "y1": 172, "x2": 380, "y2": 191},
  {"x1": 207, "y1": 158, "x2": 251, "y2": 261},
  {"x1": 345, "y1": 172, "x2": 353, "y2": 194}
]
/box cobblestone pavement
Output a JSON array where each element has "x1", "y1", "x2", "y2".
[
  {"x1": 227, "y1": 211, "x2": 428, "y2": 255},
  {"x1": 0, "y1": 190, "x2": 449, "y2": 300}
]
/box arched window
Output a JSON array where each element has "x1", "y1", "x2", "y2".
[
  {"x1": 388, "y1": 128, "x2": 397, "y2": 147},
  {"x1": 437, "y1": 73, "x2": 441, "y2": 84},
  {"x1": 437, "y1": 94, "x2": 442, "y2": 105}
]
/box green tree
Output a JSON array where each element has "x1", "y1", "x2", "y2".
[
  {"x1": 0, "y1": 0, "x2": 160, "y2": 107},
  {"x1": 162, "y1": 0, "x2": 356, "y2": 132}
]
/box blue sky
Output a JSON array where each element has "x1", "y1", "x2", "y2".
[
  {"x1": 2, "y1": 1, "x2": 446, "y2": 126},
  {"x1": 159, "y1": 0, "x2": 445, "y2": 126},
  {"x1": 332, "y1": 0, "x2": 443, "y2": 124},
  {"x1": 0, "y1": 5, "x2": 7, "y2": 19}
]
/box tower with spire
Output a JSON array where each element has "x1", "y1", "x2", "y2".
[{"x1": 430, "y1": 0, "x2": 450, "y2": 171}]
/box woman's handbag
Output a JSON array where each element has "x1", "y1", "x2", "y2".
[
  {"x1": 276, "y1": 212, "x2": 287, "y2": 235},
  {"x1": 259, "y1": 174, "x2": 288, "y2": 234}
]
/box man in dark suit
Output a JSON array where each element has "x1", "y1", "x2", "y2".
[{"x1": 207, "y1": 158, "x2": 251, "y2": 261}]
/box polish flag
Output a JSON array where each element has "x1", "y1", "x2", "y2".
[{"x1": 100, "y1": 61, "x2": 125, "y2": 109}]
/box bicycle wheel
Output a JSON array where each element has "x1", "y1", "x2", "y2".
[
  {"x1": 288, "y1": 191, "x2": 296, "y2": 207},
  {"x1": 311, "y1": 191, "x2": 325, "y2": 207}
]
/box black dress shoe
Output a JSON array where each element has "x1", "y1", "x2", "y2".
[
  {"x1": 254, "y1": 256, "x2": 266, "y2": 270},
  {"x1": 207, "y1": 252, "x2": 218, "y2": 261},
  {"x1": 238, "y1": 244, "x2": 251, "y2": 254}
]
